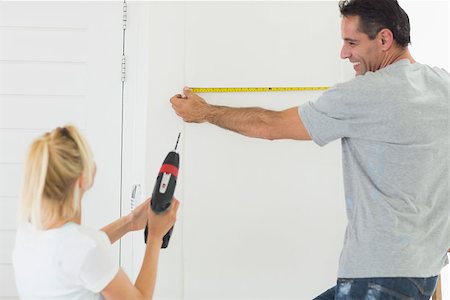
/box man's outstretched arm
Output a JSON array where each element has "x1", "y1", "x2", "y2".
[{"x1": 170, "y1": 87, "x2": 311, "y2": 141}]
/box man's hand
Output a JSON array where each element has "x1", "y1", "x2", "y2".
[{"x1": 170, "y1": 87, "x2": 210, "y2": 123}]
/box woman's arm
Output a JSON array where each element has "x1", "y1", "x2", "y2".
[
  {"x1": 101, "y1": 199, "x2": 179, "y2": 300},
  {"x1": 101, "y1": 198, "x2": 150, "y2": 243}
]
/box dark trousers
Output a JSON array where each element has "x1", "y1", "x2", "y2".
[{"x1": 313, "y1": 276, "x2": 438, "y2": 300}]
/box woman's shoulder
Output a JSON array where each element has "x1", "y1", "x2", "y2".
[
  {"x1": 15, "y1": 222, "x2": 111, "y2": 258},
  {"x1": 62, "y1": 223, "x2": 111, "y2": 249}
]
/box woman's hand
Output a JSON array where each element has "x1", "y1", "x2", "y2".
[
  {"x1": 128, "y1": 198, "x2": 151, "y2": 231},
  {"x1": 101, "y1": 197, "x2": 153, "y2": 243},
  {"x1": 147, "y1": 198, "x2": 180, "y2": 241}
]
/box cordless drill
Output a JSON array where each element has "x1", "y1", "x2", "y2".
[{"x1": 144, "y1": 133, "x2": 180, "y2": 248}]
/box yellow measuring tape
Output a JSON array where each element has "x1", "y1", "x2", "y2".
[{"x1": 191, "y1": 86, "x2": 330, "y2": 93}]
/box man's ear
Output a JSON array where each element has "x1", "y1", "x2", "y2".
[{"x1": 379, "y1": 28, "x2": 394, "y2": 51}]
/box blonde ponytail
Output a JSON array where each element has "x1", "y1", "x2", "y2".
[
  {"x1": 19, "y1": 126, "x2": 94, "y2": 230},
  {"x1": 20, "y1": 136, "x2": 50, "y2": 229}
]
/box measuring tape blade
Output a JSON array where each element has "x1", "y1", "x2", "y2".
[{"x1": 191, "y1": 86, "x2": 330, "y2": 93}]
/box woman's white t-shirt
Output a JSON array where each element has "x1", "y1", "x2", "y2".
[{"x1": 12, "y1": 222, "x2": 118, "y2": 300}]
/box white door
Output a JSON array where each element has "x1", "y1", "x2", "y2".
[{"x1": 0, "y1": 2, "x2": 123, "y2": 298}]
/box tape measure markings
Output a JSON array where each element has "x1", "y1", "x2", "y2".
[{"x1": 191, "y1": 87, "x2": 330, "y2": 93}]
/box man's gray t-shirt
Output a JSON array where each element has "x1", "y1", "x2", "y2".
[{"x1": 300, "y1": 59, "x2": 449, "y2": 278}]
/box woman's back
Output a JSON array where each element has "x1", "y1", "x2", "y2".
[{"x1": 13, "y1": 222, "x2": 117, "y2": 300}]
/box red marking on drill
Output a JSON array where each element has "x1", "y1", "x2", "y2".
[{"x1": 160, "y1": 164, "x2": 178, "y2": 177}]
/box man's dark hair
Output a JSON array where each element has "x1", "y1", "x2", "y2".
[{"x1": 339, "y1": 0, "x2": 411, "y2": 48}]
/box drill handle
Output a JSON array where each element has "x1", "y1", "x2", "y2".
[
  {"x1": 143, "y1": 224, "x2": 174, "y2": 248},
  {"x1": 162, "y1": 226, "x2": 174, "y2": 248}
]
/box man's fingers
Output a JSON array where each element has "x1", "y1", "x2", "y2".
[
  {"x1": 170, "y1": 95, "x2": 182, "y2": 104},
  {"x1": 183, "y1": 87, "x2": 193, "y2": 98}
]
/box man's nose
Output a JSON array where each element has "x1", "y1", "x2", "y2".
[{"x1": 340, "y1": 44, "x2": 350, "y2": 59}]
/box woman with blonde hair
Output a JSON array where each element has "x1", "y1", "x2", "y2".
[{"x1": 12, "y1": 125, "x2": 179, "y2": 300}]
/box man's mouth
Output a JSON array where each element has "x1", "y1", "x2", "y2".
[{"x1": 351, "y1": 61, "x2": 361, "y2": 72}]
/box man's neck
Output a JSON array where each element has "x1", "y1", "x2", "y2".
[{"x1": 381, "y1": 47, "x2": 415, "y2": 68}]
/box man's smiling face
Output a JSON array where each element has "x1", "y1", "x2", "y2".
[{"x1": 340, "y1": 15, "x2": 384, "y2": 76}]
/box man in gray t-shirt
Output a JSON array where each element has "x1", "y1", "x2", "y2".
[
  {"x1": 171, "y1": 0, "x2": 449, "y2": 299},
  {"x1": 301, "y1": 59, "x2": 449, "y2": 280}
]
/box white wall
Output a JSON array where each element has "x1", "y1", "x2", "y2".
[
  {"x1": 125, "y1": 2, "x2": 340, "y2": 300},
  {"x1": 182, "y1": 3, "x2": 345, "y2": 299},
  {"x1": 401, "y1": 1, "x2": 449, "y2": 70}
]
